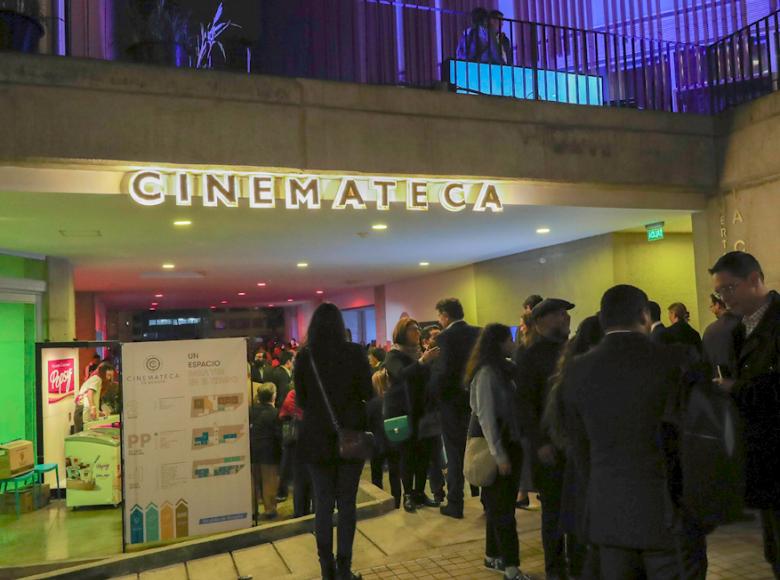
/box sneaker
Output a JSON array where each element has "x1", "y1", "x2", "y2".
[
  {"x1": 484, "y1": 557, "x2": 506, "y2": 573},
  {"x1": 402, "y1": 494, "x2": 417, "y2": 513},
  {"x1": 275, "y1": 495, "x2": 288, "y2": 502},
  {"x1": 504, "y1": 571, "x2": 532, "y2": 580},
  {"x1": 515, "y1": 497, "x2": 530, "y2": 509}
]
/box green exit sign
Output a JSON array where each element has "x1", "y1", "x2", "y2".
[{"x1": 646, "y1": 222, "x2": 665, "y2": 242}]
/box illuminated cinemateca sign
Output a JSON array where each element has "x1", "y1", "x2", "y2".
[{"x1": 125, "y1": 170, "x2": 504, "y2": 213}]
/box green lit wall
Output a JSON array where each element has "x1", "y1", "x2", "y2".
[
  {"x1": 0, "y1": 303, "x2": 35, "y2": 443},
  {"x1": 0, "y1": 255, "x2": 45, "y2": 444}
]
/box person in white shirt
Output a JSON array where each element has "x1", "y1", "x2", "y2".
[{"x1": 74, "y1": 362, "x2": 115, "y2": 432}]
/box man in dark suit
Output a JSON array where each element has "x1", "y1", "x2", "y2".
[
  {"x1": 648, "y1": 301, "x2": 667, "y2": 343},
  {"x1": 271, "y1": 351, "x2": 294, "y2": 500},
  {"x1": 710, "y1": 252, "x2": 780, "y2": 579},
  {"x1": 563, "y1": 285, "x2": 707, "y2": 579},
  {"x1": 271, "y1": 351, "x2": 294, "y2": 411},
  {"x1": 430, "y1": 297, "x2": 481, "y2": 519},
  {"x1": 516, "y1": 298, "x2": 576, "y2": 579},
  {"x1": 702, "y1": 293, "x2": 741, "y2": 376}
]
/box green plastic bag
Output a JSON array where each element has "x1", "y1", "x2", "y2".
[{"x1": 383, "y1": 415, "x2": 412, "y2": 443}]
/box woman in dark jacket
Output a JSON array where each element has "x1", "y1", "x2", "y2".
[
  {"x1": 367, "y1": 368, "x2": 401, "y2": 508},
  {"x1": 545, "y1": 314, "x2": 604, "y2": 580},
  {"x1": 383, "y1": 317, "x2": 440, "y2": 512},
  {"x1": 466, "y1": 324, "x2": 530, "y2": 580},
  {"x1": 296, "y1": 303, "x2": 375, "y2": 580}
]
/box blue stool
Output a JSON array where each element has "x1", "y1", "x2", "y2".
[
  {"x1": 0, "y1": 471, "x2": 36, "y2": 517},
  {"x1": 34, "y1": 463, "x2": 61, "y2": 500}
]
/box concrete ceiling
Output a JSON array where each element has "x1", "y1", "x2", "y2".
[{"x1": 0, "y1": 191, "x2": 694, "y2": 310}]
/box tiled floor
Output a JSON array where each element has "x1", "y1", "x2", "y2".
[{"x1": 105, "y1": 496, "x2": 773, "y2": 580}]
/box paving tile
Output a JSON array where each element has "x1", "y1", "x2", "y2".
[
  {"x1": 274, "y1": 532, "x2": 321, "y2": 578},
  {"x1": 139, "y1": 563, "x2": 188, "y2": 580},
  {"x1": 187, "y1": 553, "x2": 236, "y2": 580},
  {"x1": 233, "y1": 543, "x2": 291, "y2": 578}
]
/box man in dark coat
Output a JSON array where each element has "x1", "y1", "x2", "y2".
[
  {"x1": 270, "y1": 351, "x2": 294, "y2": 500},
  {"x1": 649, "y1": 301, "x2": 668, "y2": 343},
  {"x1": 563, "y1": 285, "x2": 707, "y2": 579},
  {"x1": 710, "y1": 252, "x2": 780, "y2": 579},
  {"x1": 702, "y1": 293, "x2": 741, "y2": 377},
  {"x1": 429, "y1": 297, "x2": 481, "y2": 519},
  {"x1": 516, "y1": 298, "x2": 577, "y2": 579}
]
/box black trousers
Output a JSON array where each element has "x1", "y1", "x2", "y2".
[
  {"x1": 482, "y1": 444, "x2": 523, "y2": 567},
  {"x1": 761, "y1": 508, "x2": 780, "y2": 579},
  {"x1": 291, "y1": 444, "x2": 314, "y2": 518},
  {"x1": 440, "y1": 401, "x2": 469, "y2": 507},
  {"x1": 536, "y1": 461, "x2": 567, "y2": 577},
  {"x1": 428, "y1": 438, "x2": 446, "y2": 498},
  {"x1": 278, "y1": 444, "x2": 293, "y2": 497},
  {"x1": 400, "y1": 436, "x2": 434, "y2": 496},
  {"x1": 370, "y1": 449, "x2": 401, "y2": 503},
  {"x1": 308, "y1": 461, "x2": 364, "y2": 569},
  {"x1": 597, "y1": 533, "x2": 707, "y2": 580}
]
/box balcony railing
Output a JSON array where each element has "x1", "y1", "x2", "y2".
[{"x1": 4, "y1": 0, "x2": 779, "y2": 115}]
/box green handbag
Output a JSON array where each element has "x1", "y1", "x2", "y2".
[{"x1": 383, "y1": 415, "x2": 412, "y2": 443}]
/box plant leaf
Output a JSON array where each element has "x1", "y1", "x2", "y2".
[{"x1": 214, "y1": 3, "x2": 223, "y2": 25}]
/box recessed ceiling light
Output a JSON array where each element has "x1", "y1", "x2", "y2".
[
  {"x1": 287, "y1": 298, "x2": 294, "y2": 302},
  {"x1": 419, "y1": 261, "x2": 430, "y2": 267},
  {"x1": 536, "y1": 227, "x2": 551, "y2": 234},
  {"x1": 268, "y1": 304, "x2": 275, "y2": 307},
  {"x1": 220, "y1": 300, "x2": 228, "y2": 304},
  {"x1": 149, "y1": 308, "x2": 156, "y2": 311},
  {"x1": 372, "y1": 224, "x2": 388, "y2": 231},
  {"x1": 297, "y1": 262, "x2": 309, "y2": 268},
  {"x1": 237, "y1": 292, "x2": 246, "y2": 296},
  {"x1": 210, "y1": 305, "x2": 216, "y2": 309},
  {"x1": 316, "y1": 290, "x2": 324, "y2": 295},
  {"x1": 154, "y1": 294, "x2": 164, "y2": 298},
  {"x1": 151, "y1": 302, "x2": 158, "y2": 306},
  {"x1": 173, "y1": 220, "x2": 192, "y2": 227},
  {"x1": 257, "y1": 282, "x2": 267, "y2": 287},
  {"x1": 162, "y1": 263, "x2": 175, "y2": 269}
]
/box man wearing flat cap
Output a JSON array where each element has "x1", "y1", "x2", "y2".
[{"x1": 516, "y1": 298, "x2": 578, "y2": 580}]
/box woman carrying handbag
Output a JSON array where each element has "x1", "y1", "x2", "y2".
[
  {"x1": 466, "y1": 324, "x2": 532, "y2": 580},
  {"x1": 383, "y1": 317, "x2": 441, "y2": 512},
  {"x1": 296, "y1": 303, "x2": 375, "y2": 580}
]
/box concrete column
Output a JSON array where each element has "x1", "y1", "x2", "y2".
[
  {"x1": 374, "y1": 285, "x2": 387, "y2": 347},
  {"x1": 46, "y1": 257, "x2": 75, "y2": 342},
  {"x1": 692, "y1": 210, "x2": 716, "y2": 332}
]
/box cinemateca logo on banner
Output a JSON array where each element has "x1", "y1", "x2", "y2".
[{"x1": 48, "y1": 359, "x2": 75, "y2": 403}]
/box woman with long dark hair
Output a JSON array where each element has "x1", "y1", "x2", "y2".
[
  {"x1": 544, "y1": 314, "x2": 604, "y2": 580},
  {"x1": 295, "y1": 303, "x2": 375, "y2": 580},
  {"x1": 466, "y1": 324, "x2": 531, "y2": 580},
  {"x1": 383, "y1": 317, "x2": 440, "y2": 512}
]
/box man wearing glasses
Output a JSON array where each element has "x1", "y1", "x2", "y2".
[{"x1": 710, "y1": 251, "x2": 780, "y2": 579}]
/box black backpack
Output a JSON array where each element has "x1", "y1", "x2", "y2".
[{"x1": 670, "y1": 379, "x2": 745, "y2": 533}]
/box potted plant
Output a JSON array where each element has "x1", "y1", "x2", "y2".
[
  {"x1": 0, "y1": 0, "x2": 45, "y2": 53},
  {"x1": 126, "y1": 0, "x2": 190, "y2": 67}
]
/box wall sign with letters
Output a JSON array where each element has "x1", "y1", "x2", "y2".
[{"x1": 125, "y1": 170, "x2": 504, "y2": 213}]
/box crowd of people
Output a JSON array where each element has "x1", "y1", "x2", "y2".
[{"x1": 247, "y1": 250, "x2": 779, "y2": 580}]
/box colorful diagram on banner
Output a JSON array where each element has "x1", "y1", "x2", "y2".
[
  {"x1": 192, "y1": 425, "x2": 245, "y2": 449},
  {"x1": 192, "y1": 456, "x2": 246, "y2": 478},
  {"x1": 47, "y1": 358, "x2": 75, "y2": 403},
  {"x1": 129, "y1": 499, "x2": 189, "y2": 544},
  {"x1": 190, "y1": 394, "x2": 243, "y2": 418}
]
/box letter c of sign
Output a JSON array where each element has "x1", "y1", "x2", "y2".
[
  {"x1": 441, "y1": 183, "x2": 467, "y2": 212},
  {"x1": 129, "y1": 171, "x2": 165, "y2": 206}
]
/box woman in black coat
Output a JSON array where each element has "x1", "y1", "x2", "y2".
[
  {"x1": 383, "y1": 317, "x2": 440, "y2": 512},
  {"x1": 296, "y1": 303, "x2": 374, "y2": 580}
]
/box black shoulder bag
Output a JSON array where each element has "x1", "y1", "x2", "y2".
[{"x1": 309, "y1": 354, "x2": 374, "y2": 461}]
